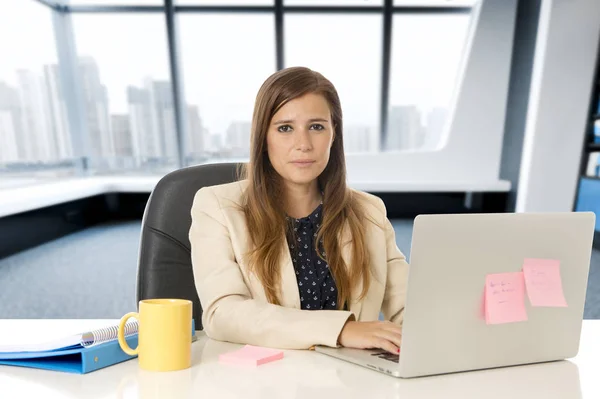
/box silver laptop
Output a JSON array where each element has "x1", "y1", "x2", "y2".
[{"x1": 315, "y1": 212, "x2": 596, "y2": 378}]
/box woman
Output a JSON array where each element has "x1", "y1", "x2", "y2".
[{"x1": 189, "y1": 67, "x2": 409, "y2": 355}]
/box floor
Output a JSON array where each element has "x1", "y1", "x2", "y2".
[{"x1": 0, "y1": 220, "x2": 598, "y2": 319}]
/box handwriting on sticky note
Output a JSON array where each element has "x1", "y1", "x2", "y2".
[
  {"x1": 522, "y1": 258, "x2": 567, "y2": 307},
  {"x1": 218, "y1": 345, "x2": 284, "y2": 367},
  {"x1": 485, "y1": 272, "x2": 528, "y2": 325}
]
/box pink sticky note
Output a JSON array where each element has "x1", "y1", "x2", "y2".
[
  {"x1": 485, "y1": 272, "x2": 528, "y2": 325},
  {"x1": 522, "y1": 258, "x2": 568, "y2": 307},
  {"x1": 218, "y1": 345, "x2": 284, "y2": 367},
  {"x1": 480, "y1": 289, "x2": 486, "y2": 320}
]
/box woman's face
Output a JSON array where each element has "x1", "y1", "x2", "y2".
[{"x1": 266, "y1": 92, "x2": 334, "y2": 190}]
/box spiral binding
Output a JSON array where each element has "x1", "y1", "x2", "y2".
[{"x1": 81, "y1": 320, "x2": 139, "y2": 347}]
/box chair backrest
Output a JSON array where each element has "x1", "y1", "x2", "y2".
[{"x1": 136, "y1": 162, "x2": 240, "y2": 330}]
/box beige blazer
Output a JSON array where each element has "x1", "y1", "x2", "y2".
[{"x1": 189, "y1": 180, "x2": 409, "y2": 350}]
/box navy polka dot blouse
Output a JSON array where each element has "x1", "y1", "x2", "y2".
[{"x1": 286, "y1": 203, "x2": 339, "y2": 311}]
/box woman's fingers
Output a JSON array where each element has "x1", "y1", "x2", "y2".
[
  {"x1": 375, "y1": 330, "x2": 402, "y2": 351},
  {"x1": 374, "y1": 337, "x2": 400, "y2": 355},
  {"x1": 338, "y1": 320, "x2": 403, "y2": 355}
]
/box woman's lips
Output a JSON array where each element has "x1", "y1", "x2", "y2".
[{"x1": 291, "y1": 160, "x2": 315, "y2": 168}]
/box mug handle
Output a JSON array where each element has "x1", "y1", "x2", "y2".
[{"x1": 118, "y1": 312, "x2": 140, "y2": 356}]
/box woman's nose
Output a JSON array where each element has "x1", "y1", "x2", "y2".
[{"x1": 294, "y1": 130, "x2": 312, "y2": 151}]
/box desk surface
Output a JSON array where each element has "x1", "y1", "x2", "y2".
[{"x1": 0, "y1": 319, "x2": 598, "y2": 399}]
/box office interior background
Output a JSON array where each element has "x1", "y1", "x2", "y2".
[{"x1": 0, "y1": 0, "x2": 599, "y2": 319}]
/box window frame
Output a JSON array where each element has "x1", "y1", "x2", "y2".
[{"x1": 31, "y1": 0, "x2": 471, "y2": 170}]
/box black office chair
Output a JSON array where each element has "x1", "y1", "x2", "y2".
[{"x1": 136, "y1": 162, "x2": 240, "y2": 330}]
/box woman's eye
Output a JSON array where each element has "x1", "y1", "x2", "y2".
[
  {"x1": 278, "y1": 125, "x2": 292, "y2": 133},
  {"x1": 310, "y1": 124, "x2": 325, "y2": 131}
]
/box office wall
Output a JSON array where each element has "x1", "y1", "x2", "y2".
[
  {"x1": 516, "y1": 0, "x2": 600, "y2": 212},
  {"x1": 346, "y1": 0, "x2": 517, "y2": 188}
]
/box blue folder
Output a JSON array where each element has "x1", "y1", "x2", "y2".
[
  {"x1": 0, "y1": 320, "x2": 196, "y2": 374},
  {"x1": 0, "y1": 334, "x2": 139, "y2": 374}
]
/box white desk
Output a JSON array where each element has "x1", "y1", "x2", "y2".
[{"x1": 0, "y1": 319, "x2": 598, "y2": 399}]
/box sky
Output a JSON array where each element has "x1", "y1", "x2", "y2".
[
  {"x1": 0, "y1": 1, "x2": 58, "y2": 84},
  {"x1": 0, "y1": 0, "x2": 471, "y2": 137}
]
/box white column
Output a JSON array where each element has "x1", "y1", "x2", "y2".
[{"x1": 516, "y1": 0, "x2": 600, "y2": 212}]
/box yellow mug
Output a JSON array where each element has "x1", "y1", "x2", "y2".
[{"x1": 118, "y1": 298, "x2": 192, "y2": 372}]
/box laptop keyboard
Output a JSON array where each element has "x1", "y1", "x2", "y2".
[{"x1": 371, "y1": 351, "x2": 400, "y2": 363}]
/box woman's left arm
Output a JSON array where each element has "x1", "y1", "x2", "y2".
[{"x1": 378, "y1": 203, "x2": 410, "y2": 325}]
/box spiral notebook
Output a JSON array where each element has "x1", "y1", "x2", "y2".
[
  {"x1": 0, "y1": 320, "x2": 195, "y2": 374},
  {"x1": 0, "y1": 320, "x2": 140, "y2": 353}
]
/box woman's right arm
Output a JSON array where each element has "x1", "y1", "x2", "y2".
[{"x1": 189, "y1": 187, "x2": 353, "y2": 350}]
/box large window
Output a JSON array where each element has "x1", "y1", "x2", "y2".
[
  {"x1": 1, "y1": 0, "x2": 474, "y2": 179},
  {"x1": 64, "y1": 0, "x2": 164, "y2": 5},
  {"x1": 176, "y1": 0, "x2": 273, "y2": 4},
  {"x1": 72, "y1": 13, "x2": 175, "y2": 173},
  {"x1": 178, "y1": 13, "x2": 276, "y2": 163},
  {"x1": 394, "y1": 0, "x2": 476, "y2": 5},
  {"x1": 285, "y1": 14, "x2": 382, "y2": 153},
  {"x1": 386, "y1": 14, "x2": 470, "y2": 151},
  {"x1": 285, "y1": 0, "x2": 382, "y2": 5},
  {"x1": 0, "y1": 0, "x2": 74, "y2": 179}
]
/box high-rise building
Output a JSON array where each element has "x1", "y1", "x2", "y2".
[
  {"x1": 0, "y1": 111, "x2": 19, "y2": 164},
  {"x1": 386, "y1": 105, "x2": 424, "y2": 150},
  {"x1": 79, "y1": 57, "x2": 114, "y2": 166},
  {"x1": 423, "y1": 107, "x2": 447, "y2": 150},
  {"x1": 43, "y1": 64, "x2": 72, "y2": 160},
  {"x1": 111, "y1": 113, "x2": 134, "y2": 170},
  {"x1": 344, "y1": 125, "x2": 372, "y2": 153},
  {"x1": 16, "y1": 69, "x2": 54, "y2": 161},
  {"x1": 111, "y1": 114, "x2": 132, "y2": 157},
  {"x1": 225, "y1": 121, "x2": 251, "y2": 158},
  {"x1": 0, "y1": 82, "x2": 22, "y2": 163},
  {"x1": 146, "y1": 79, "x2": 177, "y2": 163},
  {"x1": 127, "y1": 79, "x2": 177, "y2": 167},
  {"x1": 186, "y1": 105, "x2": 204, "y2": 159},
  {"x1": 128, "y1": 85, "x2": 157, "y2": 166},
  {"x1": 209, "y1": 133, "x2": 223, "y2": 153}
]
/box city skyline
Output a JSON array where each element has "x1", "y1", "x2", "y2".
[
  {"x1": 1, "y1": 0, "x2": 470, "y2": 171},
  {"x1": 0, "y1": 67, "x2": 72, "y2": 165},
  {"x1": 1, "y1": 55, "x2": 450, "y2": 170}
]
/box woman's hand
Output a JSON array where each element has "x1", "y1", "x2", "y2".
[{"x1": 338, "y1": 320, "x2": 402, "y2": 354}]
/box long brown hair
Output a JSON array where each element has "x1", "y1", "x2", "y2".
[{"x1": 239, "y1": 66, "x2": 371, "y2": 310}]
